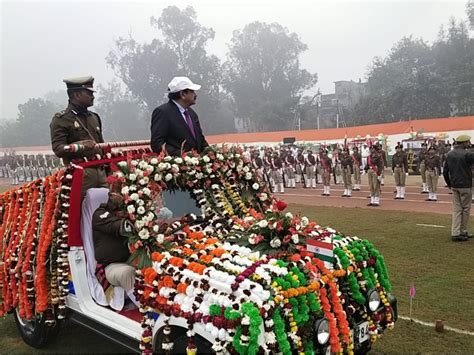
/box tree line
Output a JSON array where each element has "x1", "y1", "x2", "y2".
[{"x1": 1, "y1": 2, "x2": 473, "y2": 147}]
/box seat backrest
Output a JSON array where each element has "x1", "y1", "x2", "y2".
[{"x1": 81, "y1": 188, "x2": 109, "y2": 276}]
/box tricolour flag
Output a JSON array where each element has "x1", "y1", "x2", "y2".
[{"x1": 306, "y1": 238, "x2": 334, "y2": 268}]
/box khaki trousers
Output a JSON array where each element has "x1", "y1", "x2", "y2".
[
  {"x1": 322, "y1": 170, "x2": 331, "y2": 185},
  {"x1": 342, "y1": 166, "x2": 352, "y2": 189},
  {"x1": 368, "y1": 169, "x2": 380, "y2": 197},
  {"x1": 394, "y1": 167, "x2": 406, "y2": 187},
  {"x1": 420, "y1": 161, "x2": 426, "y2": 183},
  {"x1": 451, "y1": 188, "x2": 472, "y2": 236},
  {"x1": 353, "y1": 166, "x2": 361, "y2": 185},
  {"x1": 105, "y1": 263, "x2": 136, "y2": 291},
  {"x1": 426, "y1": 170, "x2": 439, "y2": 193}
]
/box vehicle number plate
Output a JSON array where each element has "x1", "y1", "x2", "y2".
[{"x1": 356, "y1": 321, "x2": 369, "y2": 343}]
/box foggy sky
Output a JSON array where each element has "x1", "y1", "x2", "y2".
[{"x1": 0, "y1": 0, "x2": 468, "y2": 120}]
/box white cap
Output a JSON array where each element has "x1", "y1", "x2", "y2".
[{"x1": 167, "y1": 76, "x2": 201, "y2": 93}]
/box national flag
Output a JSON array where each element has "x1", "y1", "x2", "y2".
[{"x1": 306, "y1": 238, "x2": 334, "y2": 266}]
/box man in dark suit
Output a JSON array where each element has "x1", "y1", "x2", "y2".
[{"x1": 151, "y1": 76, "x2": 209, "y2": 156}]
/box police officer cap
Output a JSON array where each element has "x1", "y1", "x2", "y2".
[
  {"x1": 455, "y1": 134, "x2": 471, "y2": 143},
  {"x1": 63, "y1": 75, "x2": 95, "y2": 92}
]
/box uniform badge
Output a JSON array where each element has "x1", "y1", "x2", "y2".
[
  {"x1": 74, "y1": 121, "x2": 80, "y2": 128},
  {"x1": 99, "y1": 211, "x2": 110, "y2": 219}
]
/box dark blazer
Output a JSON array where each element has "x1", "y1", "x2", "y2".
[{"x1": 150, "y1": 100, "x2": 209, "y2": 156}]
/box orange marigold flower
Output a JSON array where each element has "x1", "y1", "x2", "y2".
[{"x1": 143, "y1": 268, "x2": 158, "y2": 284}]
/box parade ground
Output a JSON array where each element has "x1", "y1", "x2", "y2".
[{"x1": 0, "y1": 175, "x2": 473, "y2": 353}]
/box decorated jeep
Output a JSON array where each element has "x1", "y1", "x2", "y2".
[{"x1": 0, "y1": 142, "x2": 396, "y2": 354}]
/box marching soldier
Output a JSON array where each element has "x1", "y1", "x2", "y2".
[
  {"x1": 284, "y1": 151, "x2": 296, "y2": 188},
  {"x1": 332, "y1": 148, "x2": 343, "y2": 185},
  {"x1": 418, "y1": 142, "x2": 429, "y2": 193},
  {"x1": 50, "y1": 76, "x2": 106, "y2": 197},
  {"x1": 18, "y1": 155, "x2": 26, "y2": 183},
  {"x1": 376, "y1": 142, "x2": 387, "y2": 186},
  {"x1": 392, "y1": 145, "x2": 409, "y2": 199},
  {"x1": 425, "y1": 146, "x2": 442, "y2": 201},
  {"x1": 263, "y1": 150, "x2": 273, "y2": 189},
  {"x1": 295, "y1": 150, "x2": 305, "y2": 185},
  {"x1": 319, "y1": 150, "x2": 332, "y2": 196},
  {"x1": 365, "y1": 145, "x2": 384, "y2": 206},
  {"x1": 340, "y1": 147, "x2": 353, "y2": 197},
  {"x1": 352, "y1": 146, "x2": 362, "y2": 191},
  {"x1": 271, "y1": 152, "x2": 284, "y2": 193},
  {"x1": 252, "y1": 151, "x2": 265, "y2": 183},
  {"x1": 305, "y1": 150, "x2": 317, "y2": 188}
]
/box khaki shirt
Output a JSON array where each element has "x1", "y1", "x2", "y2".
[{"x1": 50, "y1": 102, "x2": 104, "y2": 164}]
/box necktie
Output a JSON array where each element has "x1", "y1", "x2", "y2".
[{"x1": 183, "y1": 110, "x2": 196, "y2": 138}]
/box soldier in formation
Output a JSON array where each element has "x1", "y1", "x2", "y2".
[
  {"x1": 392, "y1": 145, "x2": 409, "y2": 199},
  {"x1": 340, "y1": 147, "x2": 353, "y2": 197},
  {"x1": 365, "y1": 145, "x2": 384, "y2": 206},
  {"x1": 305, "y1": 150, "x2": 317, "y2": 189},
  {"x1": 319, "y1": 150, "x2": 332, "y2": 196},
  {"x1": 418, "y1": 142, "x2": 429, "y2": 193},
  {"x1": 352, "y1": 146, "x2": 362, "y2": 191},
  {"x1": 425, "y1": 146, "x2": 442, "y2": 201}
]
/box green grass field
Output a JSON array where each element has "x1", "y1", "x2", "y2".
[{"x1": 0, "y1": 203, "x2": 473, "y2": 353}]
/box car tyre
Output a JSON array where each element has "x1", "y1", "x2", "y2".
[{"x1": 13, "y1": 308, "x2": 60, "y2": 348}]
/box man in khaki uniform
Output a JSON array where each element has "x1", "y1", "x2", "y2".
[
  {"x1": 340, "y1": 147, "x2": 353, "y2": 197},
  {"x1": 365, "y1": 145, "x2": 384, "y2": 206},
  {"x1": 319, "y1": 150, "x2": 332, "y2": 196},
  {"x1": 425, "y1": 146, "x2": 441, "y2": 201},
  {"x1": 443, "y1": 135, "x2": 474, "y2": 242},
  {"x1": 392, "y1": 145, "x2": 408, "y2": 199},
  {"x1": 418, "y1": 143, "x2": 429, "y2": 193},
  {"x1": 351, "y1": 146, "x2": 362, "y2": 191},
  {"x1": 50, "y1": 76, "x2": 106, "y2": 196}
]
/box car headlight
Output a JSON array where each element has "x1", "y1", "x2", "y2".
[
  {"x1": 367, "y1": 289, "x2": 381, "y2": 312},
  {"x1": 313, "y1": 318, "x2": 330, "y2": 345}
]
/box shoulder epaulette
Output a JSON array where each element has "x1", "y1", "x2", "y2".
[{"x1": 54, "y1": 110, "x2": 67, "y2": 118}]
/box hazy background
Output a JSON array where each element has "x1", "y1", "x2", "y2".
[{"x1": 1, "y1": 0, "x2": 467, "y2": 120}]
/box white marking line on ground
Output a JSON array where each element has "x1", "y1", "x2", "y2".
[
  {"x1": 278, "y1": 193, "x2": 452, "y2": 204},
  {"x1": 398, "y1": 316, "x2": 474, "y2": 336},
  {"x1": 416, "y1": 223, "x2": 446, "y2": 228}
]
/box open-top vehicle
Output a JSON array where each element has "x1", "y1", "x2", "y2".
[
  {"x1": 0, "y1": 143, "x2": 396, "y2": 354},
  {"x1": 401, "y1": 136, "x2": 436, "y2": 174}
]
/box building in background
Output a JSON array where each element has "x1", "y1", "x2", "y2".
[{"x1": 318, "y1": 80, "x2": 367, "y2": 129}]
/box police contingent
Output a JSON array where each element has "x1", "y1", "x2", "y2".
[{"x1": 0, "y1": 152, "x2": 61, "y2": 185}]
